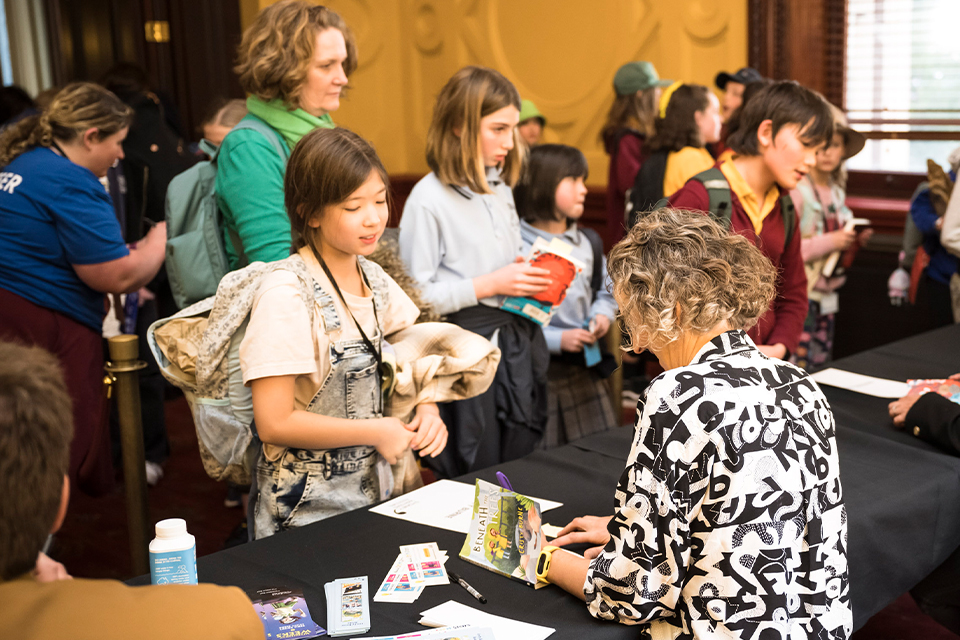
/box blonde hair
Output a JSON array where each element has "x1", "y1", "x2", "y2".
[
  {"x1": 608, "y1": 208, "x2": 776, "y2": 353},
  {"x1": 202, "y1": 98, "x2": 248, "y2": 130},
  {"x1": 425, "y1": 66, "x2": 524, "y2": 193},
  {"x1": 235, "y1": 0, "x2": 357, "y2": 110},
  {"x1": 0, "y1": 82, "x2": 132, "y2": 167}
]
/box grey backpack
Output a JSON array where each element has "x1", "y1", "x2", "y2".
[{"x1": 164, "y1": 116, "x2": 289, "y2": 309}]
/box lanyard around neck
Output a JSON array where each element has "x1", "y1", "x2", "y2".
[{"x1": 309, "y1": 245, "x2": 382, "y2": 368}]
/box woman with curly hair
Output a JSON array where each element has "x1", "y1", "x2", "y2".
[
  {"x1": 0, "y1": 82, "x2": 167, "y2": 495},
  {"x1": 217, "y1": 0, "x2": 357, "y2": 268},
  {"x1": 538, "y1": 208, "x2": 851, "y2": 639}
]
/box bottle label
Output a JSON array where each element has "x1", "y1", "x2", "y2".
[{"x1": 150, "y1": 546, "x2": 197, "y2": 585}]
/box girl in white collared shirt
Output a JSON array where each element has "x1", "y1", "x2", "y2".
[{"x1": 399, "y1": 66, "x2": 551, "y2": 477}]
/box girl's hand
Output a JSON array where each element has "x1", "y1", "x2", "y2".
[
  {"x1": 560, "y1": 328, "x2": 595, "y2": 353},
  {"x1": 551, "y1": 515, "x2": 613, "y2": 548},
  {"x1": 857, "y1": 228, "x2": 874, "y2": 246},
  {"x1": 406, "y1": 403, "x2": 448, "y2": 458},
  {"x1": 591, "y1": 315, "x2": 611, "y2": 339},
  {"x1": 474, "y1": 257, "x2": 551, "y2": 299},
  {"x1": 373, "y1": 417, "x2": 416, "y2": 464},
  {"x1": 831, "y1": 228, "x2": 857, "y2": 251}
]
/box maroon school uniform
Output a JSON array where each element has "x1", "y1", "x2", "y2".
[
  {"x1": 604, "y1": 130, "x2": 645, "y2": 245},
  {"x1": 669, "y1": 178, "x2": 808, "y2": 354}
]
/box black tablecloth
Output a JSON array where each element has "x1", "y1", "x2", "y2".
[{"x1": 132, "y1": 324, "x2": 960, "y2": 637}]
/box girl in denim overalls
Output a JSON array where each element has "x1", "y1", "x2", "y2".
[{"x1": 240, "y1": 128, "x2": 448, "y2": 539}]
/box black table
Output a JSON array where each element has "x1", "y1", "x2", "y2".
[{"x1": 133, "y1": 324, "x2": 960, "y2": 637}]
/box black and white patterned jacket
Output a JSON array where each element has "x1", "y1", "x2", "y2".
[{"x1": 584, "y1": 330, "x2": 851, "y2": 639}]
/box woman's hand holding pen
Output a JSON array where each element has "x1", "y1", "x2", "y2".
[
  {"x1": 473, "y1": 257, "x2": 551, "y2": 299},
  {"x1": 406, "y1": 403, "x2": 448, "y2": 458}
]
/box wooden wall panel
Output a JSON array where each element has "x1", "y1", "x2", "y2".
[{"x1": 247, "y1": 0, "x2": 748, "y2": 185}]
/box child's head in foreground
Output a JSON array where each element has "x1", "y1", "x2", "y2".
[{"x1": 0, "y1": 341, "x2": 72, "y2": 581}]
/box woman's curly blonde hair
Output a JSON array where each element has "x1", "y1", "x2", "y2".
[
  {"x1": 608, "y1": 208, "x2": 777, "y2": 353},
  {"x1": 235, "y1": 0, "x2": 357, "y2": 110},
  {"x1": 0, "y1": 82, "x2": 132, "y2": 168}
]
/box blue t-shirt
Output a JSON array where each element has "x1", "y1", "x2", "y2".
[{"x1": 0, "y1": 147, "x2": 129, "y2": 330}]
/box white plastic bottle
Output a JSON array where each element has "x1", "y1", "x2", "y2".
[{"x1": 149, "y1": 518, "x2": 198, "y2": 585}]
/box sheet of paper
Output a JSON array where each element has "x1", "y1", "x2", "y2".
[
  {"x1": 811, "y1": 368, "x2": 910, "y2": 398},
  {"x1": 374, "y1": 554, "x2": 425, "y2": 603},
  {"x1": 370, "y1": 480, "x2": 562, "y2": 534},
  {"x1": 366, "y1": 624, "x2": 495, "y2": 640},
  {"x1": 400, "y1": 542, "x2": 449, "y2": 586},
  {"x1": 419, "y1": 600, "x2": 554, "y2": 640}
]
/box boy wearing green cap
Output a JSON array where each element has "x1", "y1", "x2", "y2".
[
  {"x1": 600, "y1": 60, "x2": 671, "y2": 243},
  {"x1": 518, "y1": 99, "x2": 546, "y2": 146}
]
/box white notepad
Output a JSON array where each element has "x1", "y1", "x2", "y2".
[
  {"x1": 811, "y1": 368, "x2": 910, "y2": 398},
  {"x1": 370, "y1": 479, "x2": 562, "y2": 533}
]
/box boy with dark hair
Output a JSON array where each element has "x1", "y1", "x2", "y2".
[
  {"x1": 670, "y1": 80, "x2": 834, "y2": 359},
  {"x1": 0, "y1": 341, "x2": 264, "y2": 640}
]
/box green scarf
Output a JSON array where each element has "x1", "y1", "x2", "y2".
[{"x1": 245, "y1": 96, "x2": 334, "y2": 150}]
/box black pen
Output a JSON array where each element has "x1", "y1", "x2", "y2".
[{"x1": 448, "y1": 571, "x2": 487, "y2": 604}]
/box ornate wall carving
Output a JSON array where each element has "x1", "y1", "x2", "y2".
[{"x1": 246, "y1": 0, "x2": 747, "y2": 184}]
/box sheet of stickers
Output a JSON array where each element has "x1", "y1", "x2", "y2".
[{"x1": 375, "y1": 542, "x2": 449, "y2": 604}]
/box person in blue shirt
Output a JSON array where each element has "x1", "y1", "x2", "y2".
[
  {"x1": 910, "y1": 160, "x2": 959, "y2": 328},
  {"x1": 0, "y1": 82, "x2": 167, "y2": 496},
  {"x1": 514, "y1": 144, "x2": 620, "y2": 447}
]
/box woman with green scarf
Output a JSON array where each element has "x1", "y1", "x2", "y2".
[{"x1": 217, "y1": 0, "x2": 357, "y2": 268}]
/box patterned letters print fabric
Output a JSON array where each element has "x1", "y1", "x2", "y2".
[{"x1": 584, "y1": 330, "x2": 850, "y2": 639}]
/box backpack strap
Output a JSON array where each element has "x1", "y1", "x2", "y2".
[
  {"x1": 220, "y1": 115, "x2": 291, "y2": 268},
  {"x1": 690, "y1": 167, "x2": 796, "y2": 252},
  {"x1": 779, "y1": 192, "x2": 796, "y2": 249},
  {"x1": 580, "y1": 227, "x2": 604, "y2": 302},
  {"x1": 628, "y1": 149, "x2": 669, "y2": 227},
  {"x1": 230, "y1": 114, "x2": 291, "y2": 163},
  {"x1": 689, "y1": 167, "x2": 734, "y2": 231}
]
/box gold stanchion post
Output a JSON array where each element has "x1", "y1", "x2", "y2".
[{"x1": 105, "y1": 334, "x2": 150, "y2": 577}]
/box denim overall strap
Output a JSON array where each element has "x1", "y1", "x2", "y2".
[{"x1": 253, "y1": 265, "x2": 392, "y2": 539}]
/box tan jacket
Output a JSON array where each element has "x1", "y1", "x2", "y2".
[{"x1": 0, "y1": 574, "x2": 263, "y2": 640}]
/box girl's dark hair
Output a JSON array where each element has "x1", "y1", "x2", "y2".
[
  {"x1": 726, "y1": 80, "x2": 834, "y2": 156},
  {"x1": 647, "y1": 84, "x2": 711, "y2": 153},
  {"x1": 514, "y1": 144, "x2": 588, "y2": 223},
  {"x1": 723, "y1": 79, "x2": 772, "y2": 142},
  {"x1": 285, "y1": 127, "x2": 390, "y2": 251}
]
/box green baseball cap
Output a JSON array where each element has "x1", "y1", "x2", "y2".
[
  {"x1": 519, "y1": 99, "x2": 545, "y2": 126},
  {"x1": 613, "y1": 61, "x2": 672, "y2": 96}
]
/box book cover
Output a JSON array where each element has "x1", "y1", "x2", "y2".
[
  {"x1": 251, "y1": 587, "x2": 326, "y2": 639},
  {"x1": 501, "y1": 237, "x2": 584, "y2": 326},
  {"x1": 907, "y1": 378, "x2": 960, "y2": 404},
  {"x1": 458, "y1": 479, "x2": 543, "y2": 586}
]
